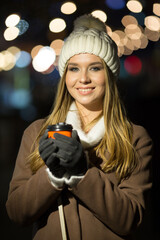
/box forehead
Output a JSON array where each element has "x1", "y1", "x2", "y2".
[{"x1": 68, "y1": 53, "x2": 102, "y2": 64}]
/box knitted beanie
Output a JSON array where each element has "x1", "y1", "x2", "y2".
[{"x1": 58, "y1": 14, "x2": 120, "y2": 78}]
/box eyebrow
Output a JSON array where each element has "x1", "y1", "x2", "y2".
[{"x1": 68, "y1": 62, "x2": 103, "y2": 66}]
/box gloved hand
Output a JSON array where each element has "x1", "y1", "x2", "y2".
[
  {"x1": 39, "y1": 130, "x2": 66, "y2": 178},
  {"x1": 53, "y1": 130, "x2": 88, "y2": 176}
]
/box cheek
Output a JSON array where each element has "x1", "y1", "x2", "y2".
[
  {"x1": 65, "y1": 76, "x2": 76, "y2": 98},
  {"x1": 97, "y1": 78, "x2": 106, "y2": 96},
  {"x1": 65, "y1": 73, "x2": 72, "y2": 89},
  {"x1": 96, "y1": 77, "x2": 106, "y2": 89},
  {"x1": 65, "y1": 72, "x2": 75, "y2": 88}
]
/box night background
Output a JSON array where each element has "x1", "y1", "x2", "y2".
[{"x1": 0, "y1": 0, "x2": 160, "y2": 239}]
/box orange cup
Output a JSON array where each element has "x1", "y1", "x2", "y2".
[{"x1": 48, "y1": 123, "x2": 72, "y2": 139}]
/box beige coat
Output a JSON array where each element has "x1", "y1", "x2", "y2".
[{"x1": 6, "y1": 119, "x2": 153, "y2": 240}]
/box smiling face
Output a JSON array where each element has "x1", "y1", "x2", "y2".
[{"x1": 65, "y1": 53, "x2": 106, "y2": 111}]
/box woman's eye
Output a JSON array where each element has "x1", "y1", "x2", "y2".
[
  {"x1": 68, "y1": 67, "x2": 79, "y2": 72},
  {"x1": 90, "y1": 66, "x2": 101, "y2": 71}
]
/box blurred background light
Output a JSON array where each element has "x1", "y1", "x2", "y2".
[
  {"x1": 106, "y1": 25, "x2": 112, "y2": 36},
  {"x1": 0, "y1": 52, "x2": 6, "y2": 69},
  {"x1": 4, "y1": 27, "x2": 19, "y2": 41},
  {"x1": 50, "y1": 39, "x2": 64, "y2": 55},
  {"x1": 153, "y1": 3, "x2": 160, "y2": 17},
  {"x1": 61, "y1": 1, "x2": 77, "y2": 14},
  {"x1": 0, "y1": 50, "x2": 16, "y2": 71},
  {"x1": 125, "y1": 24, "x2": 142, "y2": 40},
  {"x1": 105, "y1": 0, "x2": 125, "y2": 10},
  {"x1": 16, "y1": 19, "x2": 29, "y2": 35},
  {"x1": 110, "y1": 31, "x2": 121, "y2": 46},
  {"x1": 31, "y1": 45, "x2": 43, "y2": 58},
  {"x1": 7, "y1": 46, "x2": 21, "y2": 56},
  {"x1": 32, "y1": 46, "x2": 56, "y2": 72},
  {"x1": 121, "y1": 15, "x2": 138, "y2": 27},
  {"x1": 124, "y1": 55, "x2": 142, "y2": 75},
  {"x1": 9, "y1": 89, "x2": 31, "y2": 109},
  {"x1": 144, "y1": 16, "x2": 160, "y2": 32},
  {"x1": 144, "y1": 27, "x2": 160, "y2": 42},
  {"x1": 123, "y1": 42, "x2": 134, "y2": 55},
  {"x1": 126, "y1": 0, "x2": 143, "y2": 13},
  {"x1": 139, "y1": 34, "x2": 148, "y2": 49},
  {"x1": 15, "y1": 51, "x2": 31, "y2": 68},
  {"x1": 49, "y1": 18, "x2": 66, "y2": 33},
  {"x1": 5, "y1": 13, "x2": 20, "y2": 27},
  {"x1": 91, "y1": 10, "x2": 107, "y2": 22}
]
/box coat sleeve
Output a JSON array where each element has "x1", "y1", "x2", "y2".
[
  {"x1": 6, "y1": 120, "x2": 62, "y2": 226},
  {"x1": 70, "y1": 125, "x2": 153, "y2": 236}
]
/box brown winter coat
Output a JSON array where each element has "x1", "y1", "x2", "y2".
[{"x1": 6, "y1": 119, "x2": 153, "y2": 240}]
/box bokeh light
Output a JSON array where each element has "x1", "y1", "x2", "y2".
[
  {"x1": 50, "y1": 39, "x2": 64, "y2": 55},
  {"x1": 0, "y1": 53, "x2": 5, "y2": 70},
  {"x1": 144, "y1": 27, "x2": 160, "y2": 42},
  {"x1": 32, "y1": 46, "x2": 56, "y2": 72},
  {"x1": 5, "y1": 14, "x2": 20, "y2": 27},
  {"x1": 91, "y1": 10, "x2": 107, "y2": 22},
  {"x1": 139, "y1": 34, "x2": 148, "y2": 49},
  {"x1": 31, "y1": 45, "x2": 43, "y2": 58},
  {"x1": 144, "y1": 16, "x2": 160, "y2": 32},
  {"x1": 15, "y1": 51, "x2": 31, "y2": 68},
  {"x1": 121, "y1": 15, "x2": 138, "y2": 27},
  {"x1": 49, "y1": 18, "x2": 66, "y2": 33},
  {"x1": 9, "y1": 89, "x2": 31, "y2": 109},
  {"x1": 0, "y1": 50, "x2": 16, "y2": 71},
  {"x1": 125, "y1": 24, "x2": 142, "y2": 40},
  {"x1": 105, "y1": 0, "x2": 125, "y2": 10},
  {"x1": 7, "y1": 46, "x2": 21, "y2": 56},
  {"x1": 4, "y1": 27, "x2": 19, "y2": 41},
  {"x1": 16, "y1": 19, "x2": 29, "y2": 35},
  {"x1": 61, "y1": 2, "x2": 77, "y2": 14},
  {"x1": 153, "y1": 3, "x2": 160, "y2": 17},
  {"x1": 126, "y1": 0, "x2": 143, "y2": 13},
  {"x1": 124, "y1": 55, "x2": 142, "y2": 75}
]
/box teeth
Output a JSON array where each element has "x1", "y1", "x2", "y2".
[{"x1": 78, "y1": 88, "x2": 92, "y2": 92}]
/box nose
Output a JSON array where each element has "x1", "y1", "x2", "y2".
[{"x1": 79, "y1": 70, "x2": 91, "y2": 84}]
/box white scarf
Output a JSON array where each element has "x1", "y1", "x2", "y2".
[{"x1": 65, "y1": 102, "x2": 105, "y2": 149}]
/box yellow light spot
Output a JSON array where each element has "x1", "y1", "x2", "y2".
[
  {"x1": 49, "y1": 18, "x2": 66, "y2": 33},
  {"x1": 50, "y1": 39, "x2": 64, "y2": 55},
  {"x1": 61, "y1": 2, "x2": 77, "y2": 14},
  {"x1": 5, "y1": 14, "x2": 20, "y2": 27},
  {"x1": 91, "y1": 10, "x2": 107, "y2": 22},
  {"x1": 4, "y1": 27, "x2": 19, "y2": 41},
  {"x1": 145, "y1": 16, "x2": 160, "y2": 31},
  {"x1": 126, "y1": 0, "x2": 143, "y2": 13}
]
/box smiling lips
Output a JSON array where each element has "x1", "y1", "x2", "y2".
[{"x1": 77, "y1": 87, "x2": 95, "y2": 94}]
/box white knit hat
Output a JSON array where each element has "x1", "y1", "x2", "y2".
[{"x1": 58, "y1": 14, "x2": 120, "y2": 78}]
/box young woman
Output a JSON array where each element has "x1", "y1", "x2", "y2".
[{"x1": 6, "y1": 14, "x2": 153, "y2": 240}]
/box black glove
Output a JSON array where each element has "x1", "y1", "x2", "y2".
[
  {"x1": 39, "y1": 130, "x2": 66, "y2": 178},
  {"x1": 53, "y1": 130, "x2": 88, "y2": 176}
]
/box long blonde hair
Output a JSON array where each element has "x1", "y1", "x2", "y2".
[{"x1": 29, "y1": 61, "x2": 137, "y2": 181}]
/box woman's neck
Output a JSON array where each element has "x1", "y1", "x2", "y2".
[{"x1": 75, "y1": 102, "x2": 103, "y2": 132}]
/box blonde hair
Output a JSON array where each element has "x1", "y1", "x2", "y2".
[
  {"x1": 29, "y1": 61, "x2": 137, "y2": 181},
  {"x1": 96, "y1": 61, "x2": 137, "y2": 180}
]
